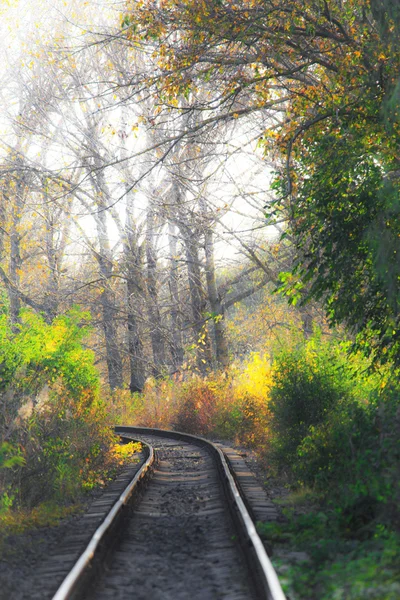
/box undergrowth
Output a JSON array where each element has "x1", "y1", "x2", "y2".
[
  {"x1": 2, "y1": 308, "x2": 397, "y2": 600},
  {"x1": 110, "y1": 330, "x2": 399, "y2": 599},
  {"x1": 111, "y1": 351, "x2": 273, "y2": 452},
  {"x1": 0, "y1": 309, "x2": 141, "y2": 534},
  {"x1": 258, "y1": 514, "x2": 400, "y2": 599}
]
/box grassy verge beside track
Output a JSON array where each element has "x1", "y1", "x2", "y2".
[{"x1": 257, "y1": 491, "x2": 400, "y2": 600}]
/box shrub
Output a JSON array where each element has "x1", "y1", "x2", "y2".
[
  {"x1": 234, "y1": 352, "x2": 272, "y2": 400},
  {"x1": 173, "y1": 378, "x2": 221, "y2": 435},
  {"x1": 110, "y1": 353, "x2": 273, "y2": 453},
  {"x1": 296, "y1": 399, "x2": 378, "y2": 497},
  {"x1": 296, "y1": 385, "x2": 400, "y2": 522},
  {"x1": 211, "y1": 353, "x2": 272, "y2": 449},
  {"x1": 0, "y1": 308, "x2": 127, "y2": 511},
  {"x1": 269, "y1": 334, "x2": 360, "y2": 466},
  {"x1": 138, "y1": 377, "x2": 178, "y2": 428},
  {"x1": 268, "y1": 331, "x2": 399, "y2": 528},
  {"x1": 15, "y1": 383, "x2": 117, "y2": 507}
]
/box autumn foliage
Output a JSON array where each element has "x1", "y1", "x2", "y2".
[
  {"x1": 111, "y1": 351, "x2": 272, "y2": 451},
  {"x1": 0, "y1": 308, "x2": 136, "y2": 517},
  {"x1": 123, "y1": 0, "x2": 400, "y2": 368}
]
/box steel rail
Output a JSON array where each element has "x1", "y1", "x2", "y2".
[
  {"x1": 52, "y1": 442, "x2": 154, "y2": 600},
  {"x1": 52, "y1": 425, "x2": 286, "y2": 600},
  {"x1": 116, "y1": 426, "x2": 287, "y2": 600}
]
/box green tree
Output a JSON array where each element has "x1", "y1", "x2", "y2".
[{"x1": 123, "y1": 0, "x2": 400, "y2": 366}]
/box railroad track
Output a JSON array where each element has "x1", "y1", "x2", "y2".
[{"x1": 52, "y1": 426, "x2": 286, "y2": 600}]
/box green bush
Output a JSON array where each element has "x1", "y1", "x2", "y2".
[
  {"x1": 0, "y1": 308, "x2": 117, "y2": 510},
  {"x1": 212, "y1": 391, "x2": 259, "y2": 440},
  {"x1": 269, "y1": 335, "x2": 355, "y2": 465},
  {"x1": 0, "y1": 307, "x2": 98, "y2": 399},
  {"x1": 296, "y1": 399, "x2": 378, "y2": 505},
  {"x1": 297, "y1": 386, "x2": 400, "y2": 521},
  {"x1": 269, "y1": 332, "x2": 399, "y2": 528}
]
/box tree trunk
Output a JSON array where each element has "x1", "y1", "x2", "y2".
[
  {"x1": 9, "y1": 181, "x2": 24, "y2": 326},
  {"x1": 146, "y1": 206, "x2": 165, "y2": 375},
  {"x1": 168, "y1": 221, "x2": 184, "y2": 369},
  {"x1": 183, "y1": 233, "x2": 212, "y2": 374},
  {"x1": 125, "y1": 193, "x2": 146, "y2": 393},
  {"x1": 204, "y1": 229, "x2": 229, "y2": 368},
  {"x1": 95, "y1": 187, "x2": 123, "y2": 390},
  {"x1": 100, "y1": 283, "x2": 123, "y2": 390},
  {"x1": 300, "y1": 307, "x2": 313, "y2": 339},
  {"x1": 127, "y1": 275, "x2": 145, "y2": 393},
  {"x1": 43, "y1": 211, "x2": 60, "y2": 322}
]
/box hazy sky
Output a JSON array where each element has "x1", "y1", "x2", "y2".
[{"x1": 0, "y1": 0, "x2": 276, "y2": 265}]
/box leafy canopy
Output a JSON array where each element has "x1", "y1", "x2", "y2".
[{"x1": 123, "y1": 0, "x2": 400, "y2": 366}]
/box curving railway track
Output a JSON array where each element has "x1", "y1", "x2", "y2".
[{"x1": 52, "y1": 426, "x2": 286, "y2": 600}]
